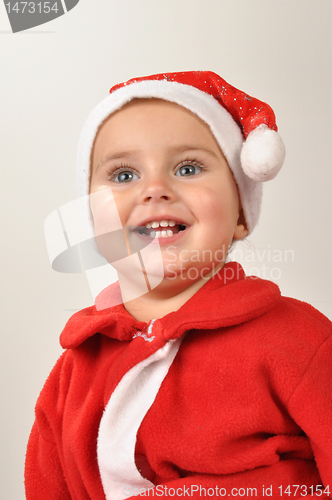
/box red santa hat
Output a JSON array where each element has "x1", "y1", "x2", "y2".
[{"x1": 77, "y1": 71, "x2": 285, "y2": 234}]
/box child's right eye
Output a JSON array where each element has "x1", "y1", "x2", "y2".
[{"x1": 108, "y1": 168, "x2": 140, "y2": 183}]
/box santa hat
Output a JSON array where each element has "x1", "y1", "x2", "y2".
[{"x1": 77, "y1": 71, "x2": 285, "y2": 234}]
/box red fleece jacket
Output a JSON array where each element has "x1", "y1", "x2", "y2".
[{"x1": 25, "y1": 263, "x2": 332, "y2": 499}]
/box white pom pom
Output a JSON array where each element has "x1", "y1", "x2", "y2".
[{"x1": 241, "y1": 124, "x2": 286, "y2": 182}]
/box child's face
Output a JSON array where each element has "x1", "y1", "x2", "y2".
[{"x1": 90, "y1": 99, "x2": 247, "y2": 292}]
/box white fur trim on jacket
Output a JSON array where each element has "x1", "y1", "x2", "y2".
[{"x1": 97, "y1": 336, "x2": 183, "y2": 500}]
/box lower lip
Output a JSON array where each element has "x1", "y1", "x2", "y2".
[{"x1": 134, "y1": 227, "x2": 190, "y2": 245}]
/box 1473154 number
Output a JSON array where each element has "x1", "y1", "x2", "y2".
[
  {"x1": 278, "y1": 485, "x2": 330, "y2": 496},
  {"x1": 5, "y1": 2, "x2": 59, "y2": 14}
]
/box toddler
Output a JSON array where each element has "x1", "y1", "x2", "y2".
[{"x1": 25, "y1": 71, "x2": 332, "y2": 499}]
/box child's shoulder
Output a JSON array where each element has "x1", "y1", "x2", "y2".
[
  {"x1": 236, "y1": 272, "x2": 332, "y2": 335},
  {"x1": 250, "y1": 286, "x2": 332, "y2": 362},
  {"x1": 280, "y1": 295, "x2": 332, "y2": 330},
  {"x1": 211, "y1": 270, "x2": 332, "y2": 355}
]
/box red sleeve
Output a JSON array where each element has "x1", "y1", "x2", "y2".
[
  {"x1": 25, "y1": 421, "x2": 72, "y2": 499},
  {"x1": 24, "y1": 353, "x2": 72, "y2": 500}
]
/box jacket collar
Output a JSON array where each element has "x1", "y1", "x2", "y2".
[{"x1": 60, "y1": 262, "x2": 280, "y2": 349}]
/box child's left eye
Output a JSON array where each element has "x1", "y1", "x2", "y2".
[{"x1": 175, "y1": 161, "x2": 203, "y2": 177}]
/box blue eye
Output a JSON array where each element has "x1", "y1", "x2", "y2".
[
  {"x1": 112, "y1": 169, "x2": 139, "y2": 183},
  {"x1": 175, "y1": 162, "x2": 203, "y2": 177}
]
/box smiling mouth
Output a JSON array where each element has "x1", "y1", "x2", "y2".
[{"x1": 136, "y1": 219, "x2": 187, "y2": 238}]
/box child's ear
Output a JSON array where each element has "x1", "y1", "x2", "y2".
[{"x1": 233, "y1": 208, "x2": 249, "y2": 240}]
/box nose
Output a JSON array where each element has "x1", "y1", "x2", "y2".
[{"x1": 140, "y1": 173, "x2": 174, "y2": 204}]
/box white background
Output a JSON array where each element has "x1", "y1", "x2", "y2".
[{"x1": 1, "y1": 0, "x2": 332, "y2": 498}]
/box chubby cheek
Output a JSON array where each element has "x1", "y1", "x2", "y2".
[
  {"x1": 112, "y1": 196, "x2": 134, "y2": 228},
  {"x1": 90, "y1": 183, "x2": 130, "y2": 225},
  {"x1": 88, "y1": 185, "x2": 130, "y2": 242},
  {"x1": 200, "y1": 187, "x2": 239, "y2": 227}
]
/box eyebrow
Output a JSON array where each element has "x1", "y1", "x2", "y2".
[
  {"x1": 95, "y1": 150, "x2": 141, "y2": 172},
  {"x1": 170, "y1": 145, "x2": 219, "y2": 159}
]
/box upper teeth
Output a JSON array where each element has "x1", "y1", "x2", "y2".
[{"x1": 146, "y1": 220, "x2": 176, "y2": 229}]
